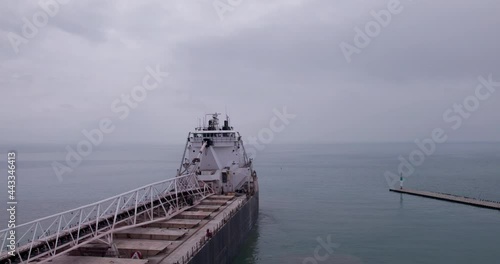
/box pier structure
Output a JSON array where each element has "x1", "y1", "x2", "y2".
[{"x1": 390, "y1": 188, "x2": 500, "y2": 210}]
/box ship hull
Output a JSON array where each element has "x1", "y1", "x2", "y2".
[{"x1": 188, "y1": 191, "x2": 259, "y2": 264}]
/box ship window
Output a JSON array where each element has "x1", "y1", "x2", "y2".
[{"x1": 222, "y1": 172, "x2": 228, "y2": 183}]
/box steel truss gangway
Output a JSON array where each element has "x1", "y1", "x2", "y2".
[{"x1": 0, "y1": 173, "x2": 214, "y2": 264}]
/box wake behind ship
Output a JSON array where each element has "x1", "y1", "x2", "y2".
[{"x1": 0, "y1": 113, "x2": 259, "y2": 264}]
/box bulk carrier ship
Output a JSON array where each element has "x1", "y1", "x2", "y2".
[{"x1": 0, "y1": 113, "x2": 259, "y2": 264}]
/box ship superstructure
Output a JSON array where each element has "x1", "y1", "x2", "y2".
[{"x1": 178, "y1": 113, "x2": 257, "y2": 196}]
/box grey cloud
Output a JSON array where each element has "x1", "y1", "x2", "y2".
[{"x1": 0, "y1": 0, "x2": 499, "y2": 144}]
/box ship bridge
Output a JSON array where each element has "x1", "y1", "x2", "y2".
[{"x1": 178, "y1": 113, "x2": 255, "y2": 195}]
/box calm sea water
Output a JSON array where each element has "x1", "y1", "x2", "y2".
[{"x1": 1, "y1": 143, "x2": 499, "y2": 264}]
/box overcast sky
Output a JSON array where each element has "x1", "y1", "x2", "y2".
[{"x1": 1, "y1": 0, "x2": 499, "y2": 144}]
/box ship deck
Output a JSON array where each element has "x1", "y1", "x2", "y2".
[
  {"x1": 49, "y1": 193, "x2": 247, "y2": 264},
  {"x1": 48, "y1": 256, "x2": 149, "y2": 264}
]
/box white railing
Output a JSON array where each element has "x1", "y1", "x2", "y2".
[{"x1": 0, "y1": 173, "x2": 213, "y2": 264}]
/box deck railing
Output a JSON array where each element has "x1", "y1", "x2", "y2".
[{"x1": 0, "y1": 173, "x2": 213, "y2": 264}]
